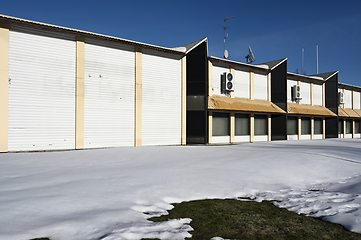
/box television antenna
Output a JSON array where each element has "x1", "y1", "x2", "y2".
[
  {"x1": 223, "y1": 16, "x2": 235, "y2": 59},
  {"x1": 245, "y1": 46, "x2": 255, "y2": 63}
]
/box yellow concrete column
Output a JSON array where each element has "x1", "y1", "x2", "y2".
[
  {"x1": 311, "y1": 117, "x2": 314, "y2": 139},
  {"x1": 322, "y1": 82, "x2": 325, "y2": 107},
  {"x1": 230, "y1": 112, "x2": 235, "y2": 143},
  {"x1": 322, "y1": 118, "x2": 326, "y2": 139},
  {"x1": 0, "y1": 23, "x2": 9, "y2": 152},
  {"x1": 343, "y1": 119, "x2": 346, "y2": 138},
  {"x1": 250, "y1": 114, "x2": 254, "y2": 142},
  {"x1": 75, "y1": 37, "x2": 85, "y2": 149},
  {"x1": 208, "y1": 60, "x2": 213, "y2": 96},
  {"x1": 310, "y1": 82, "x2": 314, "y2": 106},
  {"x1": 250, "y1": 70, "x2": 254, "y2": 100},
  {"x1": 181, "y1": 56, "x2": 186, "y2": 145},
  {"x1": 298, "y1": 117, "x2": 301, "y2": 140},
  {"x1": 352, "y1": 120, "x2": 355, "y2": 138},
  {"x1": 135, "y1": 48, "x2": 142, "y2": 146},
  {"x1": 267, "y1": 114, "x2": 271, "y2": 141},
  {"x1": 208, "y1": 112, "x2": 213, "y2": 144},
  {"x1": 267, "y1": 72, "x2": 271, "y2": 101}
]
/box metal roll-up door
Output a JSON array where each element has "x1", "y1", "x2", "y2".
[
  {"x1": 142, "y1": 49, "x2": 182, "y2": 146},
  {"x1": 84, "y1": 41, "x2": 135, "y2": 148},
  {"x1": 8, "y1": 29, "x2": 76, "y2": 151}
]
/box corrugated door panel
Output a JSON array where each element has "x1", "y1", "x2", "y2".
[
  {"x1": 344, "y1": 89, "x2": 352, "y2": 108},
  {"x1": 84, "y1": 41, "x2": 135, "y2": 148},
  {"x1": 234, "y1": 69, "x2": 249, "y2": 98},
  {"x1": 142, "y1": 49, "x2": 182, "y2": 146},
  {"x1": 212, "y1": 65, "x2": 227, "y2": 95},
  {"x1": 287, "y1": 79, "x2": 297, "y2": 102},
  {"x1": 354, "y1": 91, "x2": 360, "y2": 109},
  {"x1": 8, "y1": 30, "x2": 76, "y2": 151},
  {"x1": 301, "y1": 81, "x2": 310, "y2": 104},
  {"x1": 313, "y1": 83, "x2": 322, "y2": 106},
  {"x1": 254, "y1": 72, "x2": 267, "y2": 100}
]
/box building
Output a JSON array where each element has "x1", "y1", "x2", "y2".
[{"x1": 0, "y1": 14, "x2": 360, "y2": 152}]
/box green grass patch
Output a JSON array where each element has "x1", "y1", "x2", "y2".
[{"x1": 147, "y1": 199, "x2": 361, "y2": 240}]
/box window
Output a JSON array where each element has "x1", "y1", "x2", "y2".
[
  {"x1": 314, "y1": 118, "x2": 323, "y2": 134},
  {"x1": 338, "y1": 119, "x2": 344, "y2": 134},
  {"x1": 212, "y1": 112, "x2": 229, "y2": 136},
  {"x1": 301, "y1": 117, "x2": 311, "y2": 135},
  {"x1": 355, "y1": 120, "x2": 360, "y2": 134},
  {"x1": 254, "y1": 115, "x2": 268, "y2": 135},
  {"x1": 346, "y1": 119, "x2": 352, "y2": 134},
  {"x1": 235, "y1": 114, "x2": 250, "y2": 136},
  {"x1": 287, "y1": 116, "x2": 298, "y2": 135}
]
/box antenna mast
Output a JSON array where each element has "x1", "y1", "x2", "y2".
[
  {"x1": 316, "y1": 44, "x2": 319, "y2": 74},
  {"x1": 223, "y1": 16, "x2": 235, "y2": 59},
  {"x1": 302, "y1": 47, "x2": 305, "y2": 75}
]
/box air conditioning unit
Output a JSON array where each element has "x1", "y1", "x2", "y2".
[
  {"x1": 292, "y1": 85, "x2": 302, "y2": 101},
  {"x1": 338, "y1": 92, "x2": 344, "y2": 104},
  {"x1": 220, "y1": 72, "x2": 234, "y2": 92}
]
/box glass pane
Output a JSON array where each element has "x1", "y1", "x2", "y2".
[
  {"x1": 254, "y1": 115, "x2": 267, "y2": 135},
  {"x1": 346, "y1": 120, "x2": 351, "y2": 134},
  {"x1": 338, "y1": 120, "x2": 344, "y2": 134},
  {"x1": 314, "y1": 118, "x2": 323, "y2": 134},
  {"x1": 212, "y1": 112, "x2": 229, "y2": 136},
  {"x1": 235, "y1": 114, "x2": 249, "y2": 136},
  {"x1": 301, "y1": 117, "x2": 310, "y2": 134},
  {"x1": 287, "y1": 116, "x2": 298, "y2": 135},
  {"x1": 355, "y1": 120, "x2": 360, "y2": 133},
  {"x1": 187, "y1": 95, "x2": 204, "y2": 110}
]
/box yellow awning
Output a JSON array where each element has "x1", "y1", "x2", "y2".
[
  {"x1": 208, "y1": 95, "x2": 285, "y2": 113},
  {"x1": 353, "y1": 109, "x2": 361, "y2": 117},
  {"x1": 287, "y1": 103, "x2": 336, "y2": 116},
  {"x1": 338, "y1": 108, "x2": 349, "y2": 117},
  {"x1": 339, "y1": 108, "x2": 361, "y2": 118}
]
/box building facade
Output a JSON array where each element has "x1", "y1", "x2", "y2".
[{"x1": 0, "y1": 14, "x2": 360, "y2": 152}]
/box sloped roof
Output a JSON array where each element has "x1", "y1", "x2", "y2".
[
  {"x1": 182, "y1": 37, "x2": 208, "y2": 54},
  {"x1": 0, "y1": 14, "x2": 184, "y2": 54},
  {"x1": 261, "y1": 58, "x2": 287, "y2": 70},
  {"x1": 312, "y1": 71, "x2": 339, "y2": 81},
  {"x1": 208, "y1": 56, "x2": 269, "y2": 70},
  {"x1": 208, "y1": 95, "x2": 285, "y2": 113}
]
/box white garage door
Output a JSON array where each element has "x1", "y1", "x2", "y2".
[
  {"x1": 8, "y1": 29, "x2": 76, "y2": 151},
  {"x1": 84, "y1": 41, "x2": 135, "y2": 148},
  {"x1": 142, "y1": 49, "x2": 182, "y2": 146}
]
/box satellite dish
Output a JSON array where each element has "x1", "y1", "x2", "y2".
[
  {"x1": 245, "y1": 46, "x2": 255, "y2": 63},
  {"x1": 224, "y1": 49, "x2": 229, "y2": 59}
]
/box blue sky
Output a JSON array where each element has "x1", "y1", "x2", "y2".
[{"x1": 1, "y1": 0, "x2": 361, "y2": 85}]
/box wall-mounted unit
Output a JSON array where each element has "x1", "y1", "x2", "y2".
[
  {"x1": 221, "y1": 72, "x2": 234, "y2": 92},
  {"x1": 338, "y1": 92, "x2": 344, "y2": 105},
  {"x1": 292, "y1": 85, "x2": 302, "y2": 101}
]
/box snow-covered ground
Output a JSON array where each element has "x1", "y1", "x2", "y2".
[{"x1": 1, "y1": 138, "x2": 361, "y2": 240}]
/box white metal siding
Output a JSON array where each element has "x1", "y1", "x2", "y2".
[
  {"x1": 300, "y1": 81, "x2": 310, "y2": 104},
  {"x1": 354, "y1": 91, "x2": 360, "y2": 109},
  {"x1": 254, "y1": 135, "x2": 268, "y2": 142},
  {"x1": 301, "y1": 135, "x2": 311, "y2": 140},
  {"x1": 212, "y1": 65, "x2": 227, "y2": 95},
  {"x1": 314, "y1": 134, "x2": 323, "y2": 139},
  {"x1": 287, "y1": 79, "x2": 297, "y2": 102},
  {"x1": 253, "y1": 72, "x2": 267, "y2": 100},
  {"x1": 234, "y1": 69, "x2": 249, "y2": 98},
  {"x1": 212, "y1": 136, "x2": 230, "y2": 144},
  {"x1": 142, "y1": 49, "x2": 182, "y2": 146},
  {"x1": 287, "y1": 135, "x2": 298, "y2": 140},
  {"x1": 234, "y1": 136, "x2": 250, "y2": 142},
  {"x1": 8, "y1": 30, "x2": 76, "y2": 151},
  {"x1": 84, "y1": 41, "x2": 135, "y2": 148},
  {"x1": 344, "y1": 89, "x2": 352, "y2": 108},
  {"x1": 313, "y1": 83, "x2": 322, "y2": 106}
]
